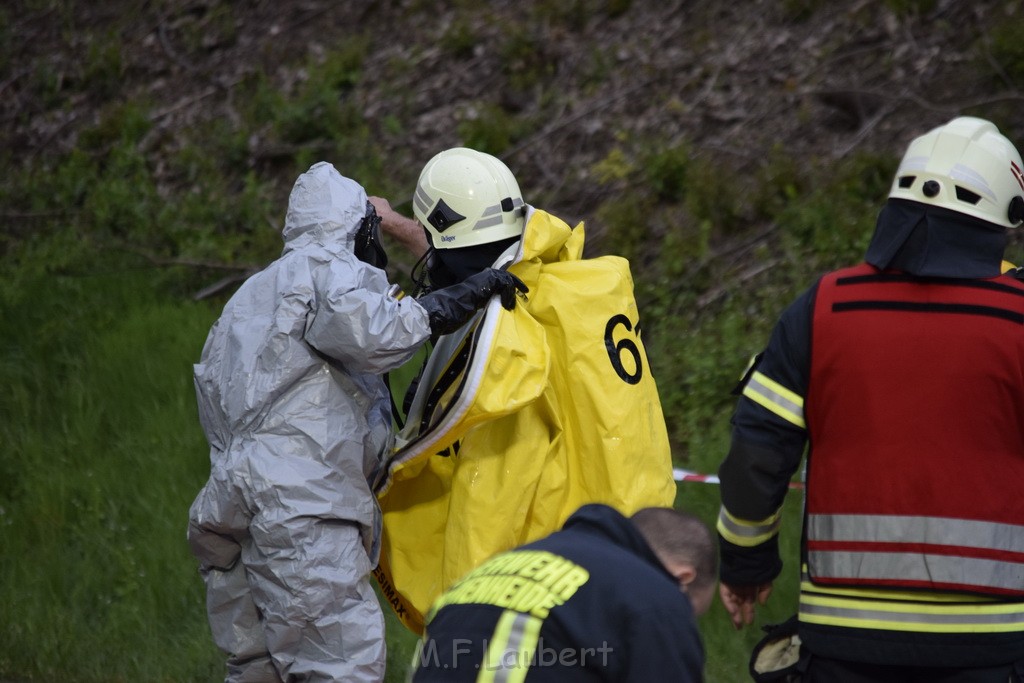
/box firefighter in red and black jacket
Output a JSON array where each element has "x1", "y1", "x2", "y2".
[{"x1": 717, "y1": 117, "x2": 1024, "y2": 683}]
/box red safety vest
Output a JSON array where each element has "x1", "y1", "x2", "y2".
[{"x1": 806, "y1": 262, "x2": 1024, "y2": 596}]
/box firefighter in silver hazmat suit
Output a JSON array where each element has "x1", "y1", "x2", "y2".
[{"x1": 187, "y1": 161, "x2": 526, "y2": 683}]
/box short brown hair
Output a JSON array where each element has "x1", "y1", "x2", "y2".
[{"x1": 630, "y1": 507, "x2": 717, "y2": 592}]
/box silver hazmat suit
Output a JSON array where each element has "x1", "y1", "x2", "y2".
[{"x1": 187, "y1": 162, "x2": 431, "y2": 683}]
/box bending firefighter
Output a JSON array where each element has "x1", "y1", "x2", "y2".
[
  {"x1": 370, "y1": 148, "x2": 677, "y2": 633},
  {"x1": 717, "y1": 118, "x2": 1024, "y2": 682},
  {"x1": 187, "y1": 161, "x2": 524, "y2": 682},
  {"x1": 413, "y1": 504, "x2": 717, "y2": 682}
]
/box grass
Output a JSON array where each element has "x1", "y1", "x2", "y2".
[
  {"x1": 0, "y1": 271, "x2": 426, "y2": 682},
  {"x1": 0, "y1": 271, "x2": 223, "y2": 681}
]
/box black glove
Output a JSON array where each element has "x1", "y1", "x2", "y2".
[{"x1": 418, "y1": 268, "x2": 528, "y2": 336}]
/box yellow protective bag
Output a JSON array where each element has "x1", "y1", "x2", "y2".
[{"x1": 374, "y1": 209, "x2": 676, "y2": 633}]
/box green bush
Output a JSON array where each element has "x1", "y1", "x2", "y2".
[
  {"x1": 643, "y1": 141, "x2": 691, "y2": 203},
  {"x1": 986, "y1": 14, "x2": 1024, "y2": 85},
  {"x1": 780, "y1": 0, "x2": 824, "y2": 22},
  {"x1": 883, "y1": 0, "x2": 938, "y2": 16},
  {"x1": 457, "y1": 103, "x2": 532, "y2": 156},
  {"x1": 442, "y1": 16, "x2": 480, "y2": 60},
  {"x1": 83, "y1": 31, "x2": 125, "y2": 99},
  {"x1": 499, "y1": 25, "x2": 555, "y2": 92}
]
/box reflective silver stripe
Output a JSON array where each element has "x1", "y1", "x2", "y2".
[
  {"x1": 470, "y1": 197, "x2": 526, "y2": 230},
  {"x1": 494, "y1": 612, "x2": 535, "y2": 683},
  {"x1": 717, "y1": 506, "x2": 782, "y2": 542},
  {"x1": 951, "y1": 164, "x2": 998, "y2": 202},
  {"x1": 808, "y1": 550, "x2": 1024, "y2": 593},
  {"x1": 478, "y1": 610, "x2": 541, "y2": 683},
  {"x1": 742, "y1": 371, "x2": 805, "y2": 427},
  {"x1": 473, "y1": 214, "x2": 505, "y2": 230},
  {"x1": 413, "y1": 185, "x2": 431, "y2": 215},
  {"x1": 800, "y1": 596, "x2": 1024, "y2": 628},
  {"x1": 808, "y1": 514, "x2": 1024, "y2": 554}
]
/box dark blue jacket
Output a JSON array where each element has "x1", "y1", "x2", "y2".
[{"x1": 413, "y1": 504, "x2": 704, "y2": 681}]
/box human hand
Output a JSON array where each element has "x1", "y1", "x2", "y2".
[
  {"x1": 719, "y1": 581, "x2": 773, "y2": 630},
  {"x1": 368, "y1": 196, "x2": 399, "y2": 230}
]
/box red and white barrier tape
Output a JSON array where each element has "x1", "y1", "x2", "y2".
[
  {"x1": 672, "y1": 468, "x2": 720, "y2": 484},
  {"x1": 673, "y1": 468, "x2": 804, "y2": 490}
]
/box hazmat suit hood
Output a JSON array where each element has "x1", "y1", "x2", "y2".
[
  {"x1": 865, "y1": 198, "x2": 1007, "y2": 278},
  {"x1": 282, "y1": 160, "x2": 367, "y2": 252}
]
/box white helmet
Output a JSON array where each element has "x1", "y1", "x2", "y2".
[
  {"x1": 889, "y1": 116, "x2": 1024, "y2": 228},
  {"x1": 412, "y1": 148, "x2": 526, "y2": 249}
]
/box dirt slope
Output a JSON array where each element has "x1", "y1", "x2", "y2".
[{"x1": 5, "y1": 0, "x2": 1024, "y2": 233}]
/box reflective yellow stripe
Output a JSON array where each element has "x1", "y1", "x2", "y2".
[
  {"x1": 739, "y1": 353, "x2": 758, "y2": 380},
  {"x1": 742, "y1": 371, "x2": 805, "y2": 428},
  {"x1": 477, "y1": 610, "x2": 543, "y2": 683},
  {"x1": 799, "y1": 575, "x2": 1024, "y2": 633},
  {"x1": 799, "y1": 565, "x2": 1004, "y2": 603},
  {"x1": 716, "y1": 505, "x2": 783, "y2": 547},
  {"x1": 800, "y1": 581, "x2": 1003, "y2": 603}
]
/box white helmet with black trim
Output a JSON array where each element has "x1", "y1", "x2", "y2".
[
  {"x1": 412, "y1": 148, "x2": 526, "y2": 249},
  {"x1": 889, "y1": 116, "x2": 1024, "y2": 228}
]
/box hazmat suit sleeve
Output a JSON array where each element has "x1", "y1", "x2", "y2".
[{"x1": 304, "y1": 257, "x2": 431, "y2": 375}]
